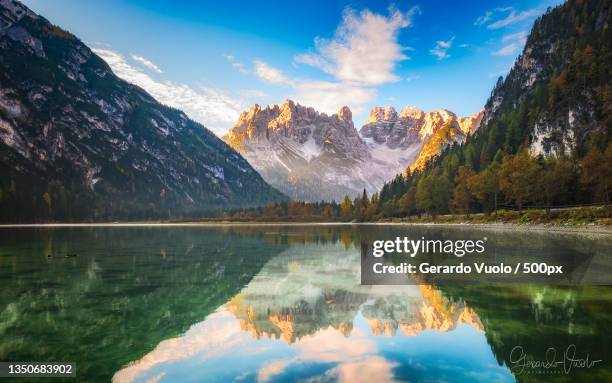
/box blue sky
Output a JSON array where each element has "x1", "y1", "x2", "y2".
[{"x1": 22, "y1": 0, "x2": 563, "y2": 135}]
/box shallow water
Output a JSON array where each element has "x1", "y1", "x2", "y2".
[{"x1": 0, "y1": 225, "x2": 610, "y2": 382}]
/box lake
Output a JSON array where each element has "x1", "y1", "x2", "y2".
[{"x1": 0, "y1": 225, "x2": 610, "y2": 382}]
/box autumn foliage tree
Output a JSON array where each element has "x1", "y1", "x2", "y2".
[
  {"x1": 499, "y1": 150, "x2": 542, "y2": 211},
  {"x1": 341, "y1": 194, "x2": 354, "y2": 218},
  {"x1": 580, "y1": 145, "x2": 612, "y2": 204},
  {"x1": 467, "y1": 164, "x2": 500, "y2": 213},
  {"x1": 398, "y1": 187, "x2": 417, "y2": 217},
  {"x1": 449, "y1": 166, "x2": 475, "y2": 216},
  {"x1": 416, "y1": 172, "x2": 453, "y2": 217},
  {"x1": 538, "y1": 154, "x2": 574, "y2": 213}
]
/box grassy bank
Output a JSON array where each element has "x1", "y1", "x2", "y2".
[
  {"x1": 188, "y1": 206, "x2": 611, "y2": 229},
  {"x1": 379, "y1": 206, "x2": 611, "y2": 226}
]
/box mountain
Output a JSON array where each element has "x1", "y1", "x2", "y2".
[
  {"x1": 0, "y1": 0, "x2": 284, "y2": 222},
  {"x1": 477, "y1": 0, "x2": 611, "y2": 157},
  {"x1": 224, "y1": 100, "x2": 383, "y2": 202},
  {"x1": 378, "y1": 0, "x2": 611, "y2": 212},
  {"x1": 361, "y1": 106, "x2": 483, "y2": 173},
  {"x1": 225, "y1": 101, "x2": 482, "y2": 202}
]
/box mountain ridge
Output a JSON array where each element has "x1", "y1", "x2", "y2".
[
  {"x1": 224, "y1": 99, "x2": 374, "y2": 202},
  {"x1": 0, "y1": 0, "x2": 285, "y2": 222},
  {"x1": 225, "y1": 100, "x2": 483, "y2": 201}
]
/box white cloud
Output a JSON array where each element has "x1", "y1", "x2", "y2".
[
  {"x1": 430, "y1": 49, "x2": 448, "y2": 60},
  {"x1": 131, "y1": 54, "x2": 163, "y2": 73},
  {"x1": 474, "y1": 10, "x2": 493, "y2": 26},
  {"x1": 246, "y1": 6, "x2": 420, "y2": 117},
  {"x1": 257, "y1": 359, "x2": 295, "y2": 383},
  {"x1": 492, "y1": 30, "x2": 528, "y2": 56},
  {"x1": 405, "y1": 74, "x2": 420, "y2": 82},
  {"x1": 502, "y1": 30, "x2": 528, "y2": 43},
  {"x1": 254, "y1": 327, "x2": 395, "y2": 383},
  {"x1": 224, "y1": 54, "x2": 248, "y2": 74},
  {"x1": 476, "y1": 7, "x2": 540, "y2": 30},
  {"x1": 294, "y1": 6, "x2": 419, "y2": 85},
  {"x1": 335, "y1": 357, "x2": 397, "y2": 383},
  {"x1": 491, "y1": 43, "x2": 519, "y2": 56},
  {"x1": 489, "y1": 8, "x2": 539, "y2": 29},
  {"x1": 112, "y1": 311, "x2": 251, "y2": 383},
  {"x1": 430, "y1": 37, "x2": 454, "y2": 60},
  {"x1": 293, "y1": 53, "x2": 329, "y2": 70},
  {"x1": 437, "y1": 39, "x2": 453, "y2": 49},
  {"x1": 94, "y1": 48, "x2": 245, "y2": 136},
  {"x1": 238, "y1": 89, "x2": 268, "y2": 98},
  {"x1": 294, "y1": 80, "x2": 376, "y2": 115},
  {"x1": 254, "y1": 60, "x2": 296, "y2": 86},
  {"x1": 91, "y1": 41, "x2": 111, "y2": 47},
  {"x1": 250, "y1": 59, "x2": 376, "y2": 115}
]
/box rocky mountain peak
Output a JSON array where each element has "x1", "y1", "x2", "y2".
[
  {"x1": 337, "y1": 105, "x2": 352, "y2": 123},
  {"x1": 365, "y1": 106, "x2": 398, "y2": 124},
  {"x1": 225, "y1": 99, "x2": 484, "y2": 202},
  {"x1": 281, "y1": 98, "x2": 295, "y2": 109},
  {"x1": 360, "y1": 105, "x2": 481, "y2": 149},
  {"x1": 227, "y1": 100, "x2": 357, "y2": 146},
  {"x1": 276, "y1": 99, "x2": 297, "y2": 123},
  {"x1": 224, "y1": 100, "x2": 373, "y2": 201},
  {"x1": 0, "y1": 0, "x2": 36, "y2": 22},
  {"x1": 437, "y1": 109, "x2": 456, "y2": 120},
  {"x1": 399, "y1": 106, "x2": 424, "y2": 120},
  {"x1": 458, "y1": 109, "x2": 485, "y2": 135}
]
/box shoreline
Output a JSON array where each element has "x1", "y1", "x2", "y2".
[{"x1": 1, "y1": 221, "x2": 610, "y2": 235}]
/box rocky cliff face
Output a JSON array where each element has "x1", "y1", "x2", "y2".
[
  {"x1": 478, "y1": 0, "x2": 611, "y2": 156},
  {"x1": 224, "y1": 100, "x2": 385, "y2": 202},
  {"x1": 361, "y1": 106, "x2": 484, "y2": 173},
  {"x1": 0, "y1": 0, "x2": 284, "y2": 221},
  {"x1": 225, "y1": 101, "x2": 482, "y2": 201},
  {"x1": 409, "y1": 121, "x2": 467, "y2": 171}
]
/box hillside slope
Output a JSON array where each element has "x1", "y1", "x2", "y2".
[
  {"x1": 379, "y1": 0, "x2": 611, "y2": 211},
  {"x1": 0, "y1": 0, "x2": 284, "y2": 222}
]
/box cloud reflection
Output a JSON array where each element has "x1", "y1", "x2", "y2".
[{"x1": 113, "y1": 242, "x2": 490, "y2": 383}]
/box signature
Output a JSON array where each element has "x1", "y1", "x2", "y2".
[{"x1": 509, "y1": 344, "x2": 602, "y2": 375}]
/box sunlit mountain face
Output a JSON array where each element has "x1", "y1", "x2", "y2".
[{"x1": 224, "y1": 100, "x2": 483, "y2": 202}]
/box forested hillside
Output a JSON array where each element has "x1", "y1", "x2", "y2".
[
  {"x1": 377, "y1": 0, "x2": 611, "y2": 217},
  {"x1": 0, "y1": 1, "x2": 285, "y2": 222}
]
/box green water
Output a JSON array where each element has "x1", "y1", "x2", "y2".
[{"x1": 0, "y1": 225, "x2": 610, "y2": 382}]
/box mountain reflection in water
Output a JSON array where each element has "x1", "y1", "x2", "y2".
[
  {"x1": 0, "y1": 226, "x2": 610, "y2": 383},
  {"x1": 112, "y1": 236, "x2": 505, "y2": 383}
]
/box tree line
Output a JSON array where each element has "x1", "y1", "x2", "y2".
[
  {"x1": 377, "y1": 144, "x2": 610, "y2": 219},
  {"x1": 220, "y1": 143, "x2": 610, "y2": 222}
]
